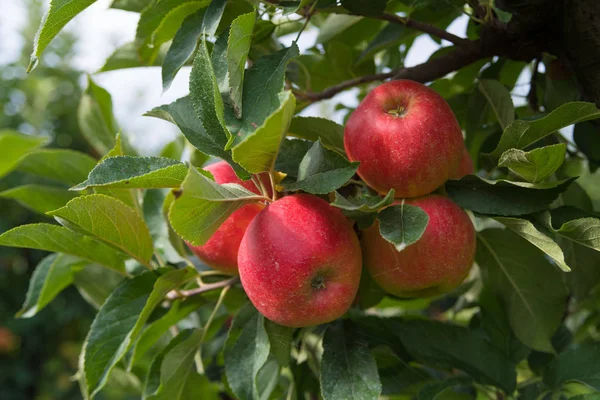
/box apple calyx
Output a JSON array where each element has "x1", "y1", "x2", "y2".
[{"x1": 311, "y1": 275, "x2": 327, "y2": 290}]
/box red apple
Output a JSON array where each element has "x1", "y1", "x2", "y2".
[
  {"x1": 344, "y1": 80, "x2": 464, "y2": 198},
  {"x1": 362, "y1": 194, "x2": 475, "y2": 298},
  {"x1": 450, "y1": 147, "x2": 475, "y2": 179},
  {"x1": 238, "y1": 194, "x2": 362, "y2": 327},
  {"x1": 185, "y1": 161, "x2": 266, "y2": 275}
]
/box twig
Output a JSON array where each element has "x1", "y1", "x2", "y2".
[
  {"x1": 295, "y1": 1, "x2": 317, "y2": 43},
  {"x1": 195, "y1": 285, "x2": 230, "y2": 374},
  {"x1": 527, "y1": 58, "x2": 540, "y2": 111},
  {"x1": 378, "y1": 13, "x2": 471, "y2": 47},
  {"x1": 166, "y1": 276, "x2": 239, "y2": 300}
]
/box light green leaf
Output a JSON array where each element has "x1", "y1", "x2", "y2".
[
  {"x1": 232, "y1": 91, "x2": 296, "y2": 173},
  {"x1": 287, "y1": 116, "x2": 346, "y2": 155},
  {"x1": 224, "y1": 304, "x2": 271, "y2": 400},
  {"x1": 331, "y1": 190, "x2": 395, "y2": 212},
  {"x1": 0, "y1": 185, "x2": 79, "y2": 214},
  {"x1": 28, "y1": 0, "x2": 97, "y2": 72},
  {"x1": 498, "y1": 144, "x2": 567, "y2": 183},
  {"x1": 446, "y1": 175, "x2": 575, "y2": 216},
  {"x1": 73, "y1": 156, "x2": 187, "y2": 190},
  {"x1": 321, "y1": 320, "x2": 381, "y2": 400},
  {"x1": 103, "y1": 131, "x2": 124, "y2": 159},
  {"x1": 161, "y1": 9, "x2": 205, "y2": 91},
  {"x1": 78, "y1": 76, "x2": 119, "y2": 155},
  {"x1": 168, "y1": 166, "x2": 263, "y2": 245},
  {"x1": 541, "y1": 207, "x2": 600, "y2": 252},
  {"x1": 48, "y1": 194, "x2": 154, "y2": 265},
  {"x1": 478, "y1": 79, "x2": 514, "y2": 130},
  {"x1": 493, "y1": 216, "x2": 570, "y2": 272},
  {"x1": 377, "y1": 202, "x2": 429, "y2": 252},
  {"x1": 98, "y1": 42, "x2": 165, "y2": 72},
  {"x1": 487, "y1": 102, "x2": 600, "y2": 162},
  {"x1": 17, "y1": 253, "x2": 87, "y2": 318},
  {"x1": 83, "y1": 267, "x2": 197, "y2": 398},
  {"x1": 283, "y1": 140, "x2": 359, "y2": 194},
  {"x1": 110, "y1": 0, "x2": 150, "y2": 12},
  {"x1": 316, "y1": 14, "x2": 362, "y2": 43},
  {"x1": 0, "y1": 224, "x2": 127, "y2": 273},
  {"x1": 18, "y1": 149, "x2": 97, "y2": 185},
  {"x1": 227, "y1": 11, "x2": 255, "y2": 118},
  {"x1": 190, "y1": 38, "x2": 232, "y2": 150},
  {"x1": 225, "y1": 44, "x2": 299, "y2": 149},
  {"x1": 477, "y1": 229, "x2": 568, "y2": 352},
  {"x1": 0, "y1": 130, "x2": 48, "y2": 179},
  {"x1": 543, "y1": 343, "x2": 600, "y2": 391}
]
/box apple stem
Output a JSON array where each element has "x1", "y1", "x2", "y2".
[
  {"x1": 269, "y1": 171, "x2": 278, "y2": 201},
  {"x1": 387, "y1": 106, "x2": 407, "y2": 117}
]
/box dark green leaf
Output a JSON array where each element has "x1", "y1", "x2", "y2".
[
  {"x1": 168, "y1": 166, "x2": 263, "y2": 245},
  {"x1": 331, "y1": 190, "x2": 395, "y2": 212},
  {"x1": 544, "y1": 343, "x2": 600, "y2": 391},
  {"x1": 316, "y1": 14, "x2": 362, "y2": 43},
  {"x1": 377, "y1": 202, "x2": 429, "y2": 252},
  {"x1": 227, "y1": 11, "x2": 255, "y2": 118},
  {"x1": 72, "y1": 264, "x2": 124, "y2": 309},
  {"x1": 574, "y1": 121, "x2": 600, "y2": 166},
  {"x1": 283, "y1": 140, "x2": 359, "y2": 194},
  {"x1": 540, "y1": 207, "x2": 600, "y2": 252},
  {"x1": 487, "y1": 102, "x2": 600, "y2": 163},
  {"x1": 321, "y1": 321, "x2": 381, "y2": 400},
  {"x1": 478, "y1": 79, "x2": 514, "y2": 130},
  {"x1": 0, "y1": 130, "x2": 48, "y2": 178},
  {"x1": 17, "y1": 253, "x2": 87, "y2": 318},
  {"x1": 18, "y1": 149, "x2": 97, "y2": 185},
  {"x1": 0, "y1": 185, "x2": 79, "y2": 214},
  {"x1": 341, "y1": 0, "x2": 386, "y2": 17},
  {"x1": 477, "y1": 229, "x2": 569, "y2": 352},
  {"x1": 417, "y1": 376, "x2": 472, "y2": 400},
  {"x1": 83, "y1": 267, "x2": 197, "y2": 398},
  {"x1": 446, "y1": 175, "x2": 575, "y2": 216},
  {"x1": 287, "y1": 116, "x2": 345, "y2": 154},
  {"x1": 264, "y1": 320, "x2": 293, "y2": 367},
  {"x1": 224, "y1": 304, "x2": 271, "y2": 400},
  {"x1": 0, "y1": 224, "x2": 127, "y2": 274},
  {"x1": 143, "y1": 189, "x2": 186, "y2": 264},
  {"x1": 498, "y1": 144, "x2": 567, "y2": 183},
  {"x1": 202, "y1": 0, "x2": 227, "y2": 36},
  {"x1": 78, "y1": 76, "x2": 119, "y2": 155},
  {"x1": 49, "y1": 194, "x2": 154, "y2": 265},
  {"x1": 274, "y1": 139, "x2": 312, "y2": 177},
  {"x1": 28, "y1": 0, "x2": 97, "y2": 72}
]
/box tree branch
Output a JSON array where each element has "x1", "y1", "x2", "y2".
[
  {"x1": 166, "y1": 276, "x2": 239, "y2": 300},
  {"x1": 294, "y1": 42, "x2": 488, "y2": 102},
  {"x1": 378, "y1": 13, "x2": 471, "y2": 47}
]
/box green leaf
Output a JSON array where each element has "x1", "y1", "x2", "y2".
[
  {"x1": 78, "y1": 76, "x2": 119, "y2": 155},
  {"x1": 98, "y1": 42, "x2": 164, "y2": 72},
  {"x1": 73, "y1": 264, "x2": 124, "y2": 309},
  {"x1": 73, "y1": 156, "x2": 188, "y2": 190},
  {"x1": 478, "y1": 79, "x2": 514, "y2": 130},
  {"x1": 477, "y1": 229, "x2": 569, "y2": 352},
  {"x1": 17, "y1": 253, "x2": 87, "y2": 318},
  {"x1": 498, "y1": 144, "x2": 567, "y2": 183},
  {"x1": 0, "y1": 224, "x2": 127, "y2": 274},
  {"x1": 341, "y1": 0, "x2": 386, "y2": 16},
  {"x1": 225, "y1": 44, "x2": 299, "y2": 149},
  {"x1": 162, "y1": 10, "x2": 205, "y2": 91},
  {"x1": 377, "y1": 202, "x2": 429, "y2": 252},
  {"x1": 418, "y1": 376, "x2": 472, "y2": 400},
  {"x1": 227, "y1": 11, "x2": 256, "y2": 118},
  {"x1": 202, "y1": 0, "x2": 227, "y2": 36},
  {"x1": 283, "y1": 140, "x2": 359, "y2": 194},
  {"x1": 190, "y1": 38, "x2": 232, "y2": 150},
  {"x1": 446, "y1": 175, "x2": 575, "y2": 216},
  {"x1": 225, "y1": 304, "x2": 270, "y2": 400},
  {"x1": 274, "y1": 139, "x2": 312, "y2": 178},
  {"x1": 168, "y1": 166, "x2": 263, "y2": 245},
  {"x1": 321, "y1": 321, "x2": 381, "y2": 400},
  {"x1": 28, "y1": 0, "x2": 97, "y2": 72},
  {"x1": 487, "y1": 102, "x2": 600, "y2": 163},
  {"x1": 540, "y1": 207, "x2": 600, "y2": 252},
  {"x1": 142, "y1": 189, "x2": 186, "y2": 264},
  {"x1": 287, "y1": 117, "x2": 345, "y2": 155},
  {"x1": 493, "y1": 216, "x2": 570, "y2": 272},
  {"x1": 83, "y1": 267, "x2": 197, "y2": 398},
  {"x1": 145, "y1": 328, "x2": 218, "y2": 400},
  {"x1": 110, "y1": 0, "x2": 150, "y2": 12},
  {"x1": 136, "y1": 0, "x2": 210, "y2": 63},
  {"x1": 232, "y1": 91, "x2": 296, "y2": 173},
  {"x1": 544, "y1": 343, "x2": 600, "y2": 391},
  {"x1": 18, "y1": 149, "x2": 97, "y2": 185},
  {"x1": 129, "y1": 296, "x2": 205, "y2": 369},
  {"x1": 316, "y1": 14, "x2": 362, "y2": 43},
  {"x1": 331, "y1": 190, "x2": 395, "y2": 212},
  {"x1": 264, "y1": 320, "x2": 293, "y2": 367},
  {"x1": 48, "y1": 194, "x2": 154, "y2": 265},
  {"x1": 0, "y1": 185, "x2": 79, "y2": 214},
  {"x1": 0, "y1": 130, "x2": 48, "y2": 178}
]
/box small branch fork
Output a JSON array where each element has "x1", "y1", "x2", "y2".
[{"x1": 166, "y1": 276, "x2": 240, "y2": 300}]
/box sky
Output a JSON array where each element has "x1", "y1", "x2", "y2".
[{"x1": 0, "y1": 0, "x2": 532, "y2": 155}]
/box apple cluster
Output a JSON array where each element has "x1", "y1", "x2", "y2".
[{"x1": 187, "y1": 80, "x2": 476, "y2": 328}]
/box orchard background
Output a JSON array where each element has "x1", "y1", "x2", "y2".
[{"x1": 1, "y1": 0, "x2": 600, "y2": 399}]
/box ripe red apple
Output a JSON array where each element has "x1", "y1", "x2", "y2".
[
  {"x1": 238, "y1": 194, "x2": 362, "y2": 327},
  {"x1": 344, "y1": 80, "x2": 464, "y2": 198},
  {"x1": 186, "y1": 161, "x2": 267, "y2": 275},
  {"x1": 362, "y1": 195, "x2": 475, "y2": 298},
  {"x1": 450, "y1": 147, "x2": 474, "y2": 179}
]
